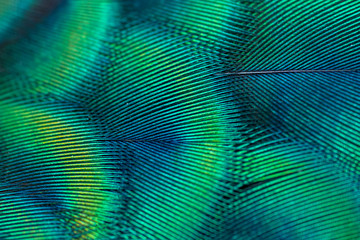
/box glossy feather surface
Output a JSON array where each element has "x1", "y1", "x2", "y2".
[{"x1": 0, "y1": 0, "x2": 360, "y2": 239}]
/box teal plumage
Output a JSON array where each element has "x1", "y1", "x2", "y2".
[{"x1": 0, "y1": 0, "x2": 360, "y2": 239}]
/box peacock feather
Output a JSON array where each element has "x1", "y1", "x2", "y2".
[{"x1": 0, "y1": 0, "x2": 360, "y2": 239}]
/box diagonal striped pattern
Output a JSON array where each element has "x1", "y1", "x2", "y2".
[{"x1": 0, "y1": 0, "x2": 360, "y2": 239}]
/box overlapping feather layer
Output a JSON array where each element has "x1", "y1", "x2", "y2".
[{"x1": 0, "y1": 0, "x2": 360, "y2": 239}]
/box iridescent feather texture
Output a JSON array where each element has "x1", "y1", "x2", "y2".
[{"x1": 0, "y1": 0, "x2": 360, "y2": 239}]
